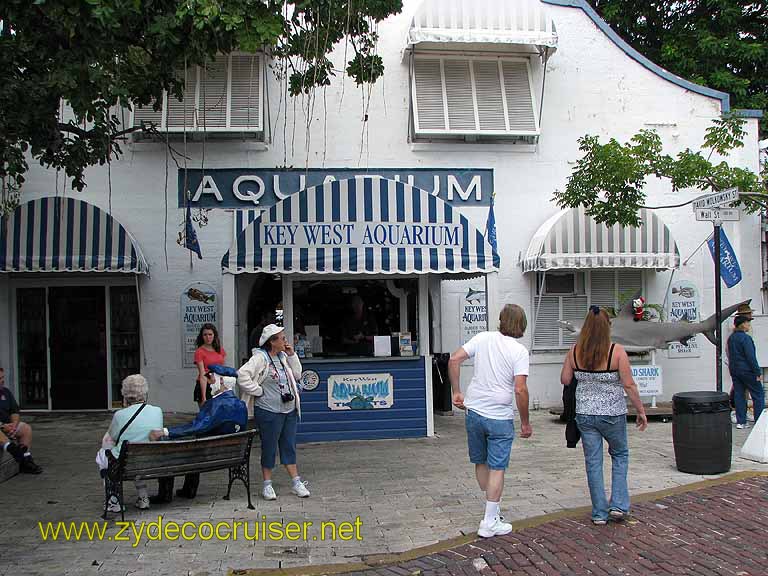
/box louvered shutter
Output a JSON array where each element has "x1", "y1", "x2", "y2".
[
  {"x1": 199, "y1": 56, "x2": 228, "y2": 129},
  {"x1": 413, "y1": 56, "x2": 539, "y2": 136},
  {"x1": 590, "y1": 270, "x2": 617, "y2": 311},
  {"x1": 166, "y1": 66, "x2": 198, "y2": 128},
  {"x1": 132, "y1": 98, "x2": 163, "y2": 128},
  {"x1": 230, "y1": 54, "x2": 262, "y2": 130},
  {"x1": 502, "y1": 61, "x2": 537, "y2": 132},
  {"x1": 474, "y1": 61, "x2": 507, "y2": 131},
  {"x1": 617, "y1": 269, "x2": 643, "y2": 310},
  {"x1": 443, "y1": 60, "x2": 475, "y2": 131},
  {"x1": 533, "y1": 295, "x2": 561, "y2": 349},
  {"x1": 562, "y1": 295, "x2": 588, "y2": 346},
  {"x1": 413, "y1": 58, "x2": 445, "y2": 131}
]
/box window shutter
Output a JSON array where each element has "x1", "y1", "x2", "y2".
[
  {"x1": 132, "y1": 99, "x2": 163, "y2": 128},
  {"x1": 533, "y1": 295, "x2": 561, "y2": 349},
  {"x1": 443, "y1": 59, "x2": 475, "y2": 131},
  {"x1": 166, "y1": 66, "x2": 198, "y2": 128},
  {"x1": 590, "y1": 270, "x2": 617, "y2": 310},
  {"x1": 230, "y1": 54, "x2": 262, "y2": 130},
  {"x1": 562, "y1": 295, "x2": 588, "y2": 346},
  {"x1": 413, "y1": 58, "x2": 446, "y2": 131},
  {"x1": 199, "y1": 56, "x2": 228, "y2": 129},
  {"x1": 473, "y1": 60, "x2": 507, "y2": 131},
  {"x1": 501, "y1": 61, "x2": 536, "y2": 132},
  {"x1": 617, "y1": 269, "x2": 643, "y2": 309},
  {"x1": 413, "y1": 56, "x2": 538, "y2": 137}
]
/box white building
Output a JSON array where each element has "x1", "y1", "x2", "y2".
[{"x1": 0, "y1": 0, "x2": 762, "y2": 441}]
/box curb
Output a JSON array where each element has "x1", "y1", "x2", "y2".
[{"x1": 229, "y1": 470, "x2": 768, "y2": 576}]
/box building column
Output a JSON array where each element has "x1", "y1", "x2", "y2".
[
  {"x1": 485, "y1": 271, "x2": 500, "y2": 332},
  {"x1": 222, "y1": 273, "x2": 237, "y2": 365}
]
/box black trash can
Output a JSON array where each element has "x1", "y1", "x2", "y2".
[
  {"x1": 672, "y1": 391, "x2": 732, "y2": 474},
  {"x1": 432, "y1": 353, "x2": 452, "y2": 413}
]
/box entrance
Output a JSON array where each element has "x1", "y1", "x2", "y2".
[{"x1": 49, "y1": 287, "x2": 108, "y2": 409}]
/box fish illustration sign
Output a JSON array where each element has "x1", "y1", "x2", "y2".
[
  {"x1": 666, "y1": 280, "x2": 701, "y2": 358},
  {"x1": 462, "y1": 286, "x2": 487, "y2": 343},
  {"x1": 181, "y1": 282, "x2": 218, "y2": 367},
  {"x1": 328, "y1": 373, "x2": 394, "y2": 410}
]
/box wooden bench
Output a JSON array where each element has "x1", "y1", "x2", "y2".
[
  {"x1": 0, "y1": 450, "x2": 19, "y2": 483},
  {"x1": 103, "y1": 429, "x2": 257, "y2": 520}
]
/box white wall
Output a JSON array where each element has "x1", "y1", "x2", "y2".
[{"x1": 6, "y1": 0, "x2": 761, "y2": 411}]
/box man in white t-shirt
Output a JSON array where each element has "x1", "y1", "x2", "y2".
[{"x1": 448, "y1": 304, "x2": 532, "y2": 538}]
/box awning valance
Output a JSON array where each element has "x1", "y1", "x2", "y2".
[
  {"x1": 521, "y1": 207, "x2": 680, "y2": 272},
  {"x1": 407, "y1": 0, "x2": 558, "y2": 52},
  {"x1": 222, "y1": 177, "x2": 499, "y2": 275},
  {"x1": 0, "y1": 197, "x2": 149, "y2": 274}
]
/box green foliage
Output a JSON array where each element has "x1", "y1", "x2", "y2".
[
  {"x1": 589, "y1": 0, "x2": 768, "y2": 136},
  {"x1": 0, "y1": 0, "x2": 403, "y2": 199},
  {"x1": 554, "y1": 116, "x2": 766, "y2": 227}
]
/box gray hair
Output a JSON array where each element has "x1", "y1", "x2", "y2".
[{"x1": 121, "y1": 374, "x2": 149, "y2": 404}]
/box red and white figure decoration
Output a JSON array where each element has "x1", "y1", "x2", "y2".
[{"x1": 633, "y1": 297, "x2": 646, "y2": 322}]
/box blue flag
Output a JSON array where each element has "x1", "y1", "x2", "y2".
[
  {"x1": 485, "y1": 194, "x2": 498, "y2": 253},
  {"x1": 707, "y1": 228, "x2": 741, "y2": 287},
  {"x1": 185, "y1": 204, "x2": 202, "y2": 259}
]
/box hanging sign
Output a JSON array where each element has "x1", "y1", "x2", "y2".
[
  {"x1": 179, "y1": 168, "x2": 493, "y2": 209},
  {"x1": 666, "y1": 280, "x2": 701, "y2": 358},
  {"x1": 180, "y1": 282, "x2": 218, "y2": 367},
  {"x1": 631, "y1": 365, "x2": 663, "y2": 396},
  {"x1": 327, "y1": 373, "x2": 394, "y2": 410},
  {"x1": 461, "y1": 286, "x2": 487, "y2": 343}
]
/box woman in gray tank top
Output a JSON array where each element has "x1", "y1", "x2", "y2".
[{"x1": 560, "y1": 306, "x2": 648, "y2": 525}]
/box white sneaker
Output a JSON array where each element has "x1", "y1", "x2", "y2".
[
  {"x1": 107, "y1": 496, "x2": 124, "y2": 513},
  {"x1": 135, "y1": 496, "x2": 150, "y2": 510},
  {"x1": 291, "y1": 480, "x2": 311, "y2": 498},
  {"x1": 262, "y1": 484, "x2": 277, "y2": 500},
  {"x1": 736, "y1": 423, "x2": 750, "y2": 429},
  {"x1": 477, "y1": 515, "x2": 512, "y2": 538}
]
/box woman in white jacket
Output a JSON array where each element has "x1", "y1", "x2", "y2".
[{"x1": 237, "y1": 324, "x2": 309, "y2": 500}]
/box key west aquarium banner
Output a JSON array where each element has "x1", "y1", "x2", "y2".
[
  {"x1": 179, "y1": 168, "x2": 493, "y2": 209},
  {"x1": 328, "y1": 373, "x2": 394, "y2": 410}
]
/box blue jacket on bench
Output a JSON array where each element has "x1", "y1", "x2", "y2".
[{"x1": 167, "y1": 390, "x2": 248, "y2": 439}]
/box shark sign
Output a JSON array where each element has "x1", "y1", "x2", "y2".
[{"x1": 559, "y1": 293, "x2": 752, "y2": 352}]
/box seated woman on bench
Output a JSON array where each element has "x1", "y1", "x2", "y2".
[{"x1": 149, "y1": 366, "x2": 248, "y2": 502}]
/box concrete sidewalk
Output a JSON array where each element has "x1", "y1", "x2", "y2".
[{"x1": 0, "y1": 409, "x2": 765, "y2": 576}]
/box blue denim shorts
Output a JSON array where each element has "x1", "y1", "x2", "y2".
[{"x1": 465, "y1": 409, "x2": 515, "y2": 470}]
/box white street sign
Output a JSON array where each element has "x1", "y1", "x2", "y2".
[
  {"x1": 695, "y1": 208, "x2": 741, "y2": 222},
  {"x1": 691, "y1": 188, "x2": 739, "y2": 210}
]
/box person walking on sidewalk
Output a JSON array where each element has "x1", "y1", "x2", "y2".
[
  {"x1": 448, "y1": 304, "x2": 532, "y2": 538},
  {"x1": 560, "y1": 306, "x2": 647, "y2": 525},
  {"x1": 728, "y1": 315, "x2": 764, "y2": 429}
]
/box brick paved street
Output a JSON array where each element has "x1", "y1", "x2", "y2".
[{"x1": 0, "y1": 410, "x2": 766, "y2": 576}]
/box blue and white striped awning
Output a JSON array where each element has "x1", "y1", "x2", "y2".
[
  {"x1": 0, "y1": 197, "x2": 149, "y2": 274},
  {"x1": 521, "y1": 207, "x2": 679, "y2": 272},
  {"x1": 222, "y1": 177, "x2": 499, "y2": 275}
]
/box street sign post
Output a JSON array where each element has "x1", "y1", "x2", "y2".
[
  {"x1": 691, "y1": 188, "x2": 740, "y2": 210},
  {"x1": 694, "y1": 208, "x2": 740, "y2": 222}
]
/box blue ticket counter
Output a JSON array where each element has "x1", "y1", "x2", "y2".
[{"x1": 222, "y1": 177, "x2": 499, "y2": 442}]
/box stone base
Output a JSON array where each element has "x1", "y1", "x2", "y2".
[{"x1": 0, "y1": 450, "x2": 20, "y2": 483}]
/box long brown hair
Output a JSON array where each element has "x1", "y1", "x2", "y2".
[
  {"x1": 576, "y1": 306, "x2": 612, "y2": 370},
  {"x1": 499, "y1": 304, "x2": 527, "y2": 338},
  {"x1": 196, "y1": 323, "x2": 222, "y2": 353}
]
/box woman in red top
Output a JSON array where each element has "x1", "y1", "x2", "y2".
[{"x1": 193, "y1": 323, "x2": 226, "y2": 407}]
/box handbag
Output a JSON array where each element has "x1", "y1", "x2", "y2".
[{"x1": 96, "y1": 403, "x2": 147, "y2": 472}]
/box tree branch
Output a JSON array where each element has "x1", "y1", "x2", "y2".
[{"x1": 57, "y1": 123, "x2": 145, "y2": 140}]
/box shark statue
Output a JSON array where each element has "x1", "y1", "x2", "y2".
[{"x1": 558, "y1": 293, "x2": 752, "y2": 351}]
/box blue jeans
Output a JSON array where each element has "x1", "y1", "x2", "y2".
[
  {"x1": 254, "y1": 407, "x2": 298, "y2": 469},
  {"x1": 732, "y1": 373, "x2": 765, "y2": 425},
  {"x1": 575, "y1": 414, "x2": 630, "y2": 521},
  {"x1": 465, "y1": 409, "x2": 515, "y2": 470}
]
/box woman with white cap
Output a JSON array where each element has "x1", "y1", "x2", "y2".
[{"x1": 237, "y1": 324, "x2": 309, "y2": 499}]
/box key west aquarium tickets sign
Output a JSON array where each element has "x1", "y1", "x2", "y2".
[
  {"x1": 179, "y1": 168, "x2": 493, "y2": 209},
  {"x1": 328, "y1": 373, "x2": 394, "y2": 410}
]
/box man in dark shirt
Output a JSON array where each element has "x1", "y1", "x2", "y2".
[{"x1": 0, "y1": 368, "x2": 42, "y2": 474}]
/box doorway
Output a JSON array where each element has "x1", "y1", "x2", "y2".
[{"x1": 48, "y1": 287, "x2": 108, "y2": 409}]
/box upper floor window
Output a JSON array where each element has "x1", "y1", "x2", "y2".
[
  {"x1": 411, "y1": 55, "x2": 538, "y2": 141},
  {"x1": 131, "y1": 53, "x2": 263, "y2": 134}
]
